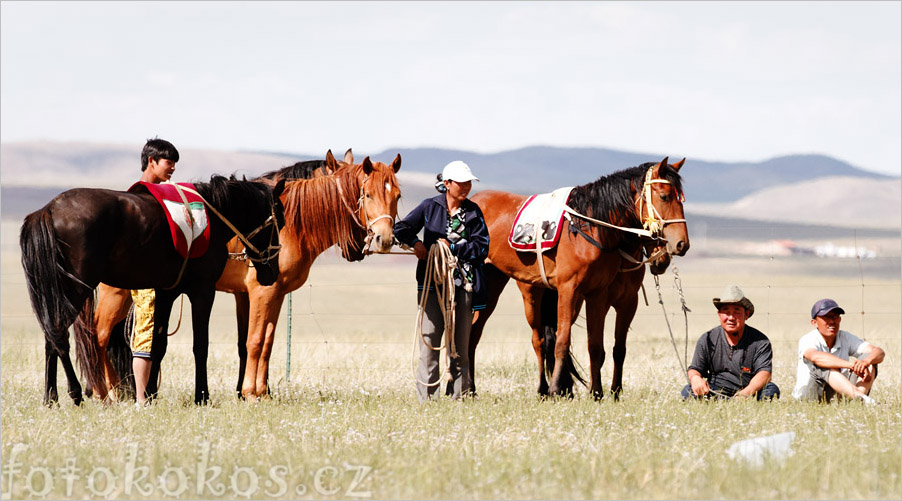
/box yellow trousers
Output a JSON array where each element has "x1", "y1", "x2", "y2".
[{"x1": 130, "y1": 288, "x2": 155, "y2": 358}]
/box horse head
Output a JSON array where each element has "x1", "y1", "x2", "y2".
[
  {"x1": 640, "y1": 157, "x2": 689, "y2": 257},
  {"x1": 244, "y1": 178, "x2": 286, "y2": 286},
  {"x1": 357, "y1": 154, "x2": 402, "y2": 255}
]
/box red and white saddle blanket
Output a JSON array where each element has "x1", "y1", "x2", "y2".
[
  {"x1": 129, "y1": 181, "x2": 211, "y2": 259},
  {"x1": 508, "y1": 187, "x2": 574, "y2": 252}
]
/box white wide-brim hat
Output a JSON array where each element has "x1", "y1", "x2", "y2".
[
  {"x1": 712, "y1": 285, "x2": 755, "y2": 318},
  {"x1": 442, "y1": 160, "x2": 479, "y2": 182}
]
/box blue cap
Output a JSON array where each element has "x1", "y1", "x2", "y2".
[{"x1": 811, "y1": 299, "x2": 845, "y2": 319}]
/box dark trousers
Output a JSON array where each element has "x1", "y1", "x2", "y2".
[{"x1": 681, "y1": 381, "x2": 780, "y2": 400}]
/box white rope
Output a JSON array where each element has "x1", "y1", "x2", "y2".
[{"x1": 411, "y1": 241, "x2": 459, "y2": 388}]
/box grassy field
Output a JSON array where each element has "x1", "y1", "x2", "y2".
[{"x1": 2, "y1": 220, "x2": 900, "y2": 500}]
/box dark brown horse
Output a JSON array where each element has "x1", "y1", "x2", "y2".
[
  {"x1": 20, "y1": 176, "x2": 285, "y2": 405},
  {"x1": 469, "y1": 158, "x2": 688, "y2": 398}
]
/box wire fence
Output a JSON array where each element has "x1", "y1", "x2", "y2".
[{"x1": 2, "y1": 222, "x2": 900, "y2": 391}]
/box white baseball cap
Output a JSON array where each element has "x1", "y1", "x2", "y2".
[{"x1": 441, "y1": 160, "x2": 479, "y2": 182}]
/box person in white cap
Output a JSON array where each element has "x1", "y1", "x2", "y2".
[
  {"x1": 792, "y1": 299, "x2": 883, "y2": 404},
  {"x1": 682, "y1": 285, "x2": 780, "y2": 400},
  {"x1": 393, "y1": 160, "x2": 490, "y2": 401}
]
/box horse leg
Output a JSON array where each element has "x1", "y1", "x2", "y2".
[
  {"x1": 145, "y1": 292, "x2": 176, "y2": 402},
  {"x1": 254, "y1": 293, "x2": 286, "y2": 398},
  {"x1": 234, "y1": 292, "x2": 250, "y2": 399},
  {"x1": 468, "y1": 264, "x2": 510, "y2": 394},
  {"x1": 584, "y1": 293, "x2": 611, "y2": 400},
  {"x1": 59, "y1": 350, "x2": 83, "y2": 405},
  {"x1": 610, "y1": 285, "x2": 640, "y2": 399},
  {"x1": 548, "y1": 285, "x2": 582, "y2": 397},
  {"x1": 516, "y1": 281, "x2": 548, "y2": 396},
  {"x1": 242, "y1": 287, "x2": 283, "y2": 400},
  {"x1": 44, "y1": 344, "x2": 59, "y2": 406},
  {"x1": 188, "y1": 289, "x2": 216, "y2": 405},
  {"x1": 93, "y1": 285, "x2": 132, "y2": 401}
]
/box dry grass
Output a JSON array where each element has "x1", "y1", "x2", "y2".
[{"x1": 2, "y1": 220, "x2": 900, "y2": 499}]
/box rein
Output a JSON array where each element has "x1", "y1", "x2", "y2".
[
  {"x1": 174, "y1": 185, "x2": 282, "y2": 268},
  {"x1": 563, "y1": 164, "x2": 686, "y2": 241},
  {"x1": 654, "y1": 265, "x2": 692, "y2": 386}
]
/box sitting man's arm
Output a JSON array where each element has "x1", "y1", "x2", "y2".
[
  {"x1": 687, "y1": 369, "x2": 709, "y2": 396},
  {"x1": 736, "y1": 370, "x2": 770, "y2": 398},
  {"x1": 851, "y1": 344, "x2": 884, "y2": 379}
]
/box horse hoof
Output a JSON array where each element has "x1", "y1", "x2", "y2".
[{"x1": 592, "y1": 390, "x2": 604, "y2": 402}]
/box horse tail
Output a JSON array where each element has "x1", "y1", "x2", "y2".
[
  {"x1": 19, "y1": 209, "x2": 82, "y2": 356},
  {"x1": 73, "y1": 291, "x2": 106, "y2": 397},
  {"x1": 541, "y1": 290, "x2": 587, "y2": 395},
  {"x1": 108, "y1": 313, "x2": 136, "y2": 400}
]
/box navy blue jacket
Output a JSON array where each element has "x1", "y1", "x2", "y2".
[{"x1": 393, "y1": 195, "x2": 490, "y2": 310}]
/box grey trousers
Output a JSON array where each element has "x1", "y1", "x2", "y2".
[{"x1": 417, "y1": 287, "x2": 473, "y2": 401}]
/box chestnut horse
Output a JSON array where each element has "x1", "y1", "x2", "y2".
[
  {"x1": 21, "y1": 176, "x2": 285, "y2": 405},
  {"x1": 76, "y1": 150, "x2": 401, "y2": 401},
  {"x1": 469, "y1": 158, "x2": 688, "y2": 398}
]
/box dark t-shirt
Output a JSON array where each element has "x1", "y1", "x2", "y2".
[{"x1": 688, "y1": 325, "x2": 774, "y2": 395}]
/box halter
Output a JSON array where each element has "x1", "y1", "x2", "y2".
[{"x1": 333, "y1": 173, "x2": 395, "y2": 254}]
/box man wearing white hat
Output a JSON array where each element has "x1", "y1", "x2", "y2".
[
  {"x1": 682, "y1": 285, "x2": 780, "y2": 400},
  {"x1": 792, "y1": 299, "x2": 883, "y2": 404}
]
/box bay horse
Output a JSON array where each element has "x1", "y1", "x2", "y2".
[
  {"x1": 76, "y1": 150, "x2": 401, "y2": 401},
  {"x1": 468, "y1": 158, "x2": 688, "y2": 398},
  {"x1": 20, "y1": 176, "x2": 285, "y2": 405},
  {"x1": 536, "y1": 241, "x2": 672, "y2": 399}
]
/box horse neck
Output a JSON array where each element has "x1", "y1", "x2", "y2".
[
  {"x1": 283, "y1": 169, "x2": 364, "y2": 257},
  {"x1": 197, "y1": 181, "x2": 267, "y2": 246},
  {"x1": 570, "y1": 172, "x2": 642, "y2": 248}
]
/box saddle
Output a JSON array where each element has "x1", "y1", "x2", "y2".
[
  {"x1": 508, "y1": 187, "x2": 574, "y2": 252},
  {"x1": 129, "y1": 181, "x2": 211, "y2": 259}
]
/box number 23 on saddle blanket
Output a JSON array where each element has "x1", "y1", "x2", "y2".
[{"x1": 508, "y1": 186, "x2": 574, "y2": 252}]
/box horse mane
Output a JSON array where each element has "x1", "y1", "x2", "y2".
[
  {"x1": 193, "y1": 175, "x2": 272, "y2": 225},
  {"x1": 567, "y1": 162, "x2": 683, "y2": 244},
  {"x1": 258, "y1": 160, "x2": 327, "y2": 181},
  {"x1": 281, "y1": 165, "x2": 365, "y2": 256}
]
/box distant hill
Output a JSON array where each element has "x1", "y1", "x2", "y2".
[
  {"x1": 361, "y1": 146, "x2": 893, "y2": 203},
  {"x1": 1, "y1": 141, "x2": 898, "y2": 229}
]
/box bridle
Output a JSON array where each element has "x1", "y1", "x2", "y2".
[
  {"x1": 636, "y1": 165, "x2": 686, "y2": 237},
  {"x1": 334, "y1": 172, "x2": 396, "y2": 254},
  {"x1": 563, "y1": 164, "x2": 686, "y2": 240}
]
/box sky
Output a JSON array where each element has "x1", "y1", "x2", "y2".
[{"x1": 1, "y1": 1, "x2": 900, "y2": 175}]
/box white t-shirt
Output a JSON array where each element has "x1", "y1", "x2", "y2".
[{"x1": 792, "y1": 329, "x2": 871, "y2": 400}]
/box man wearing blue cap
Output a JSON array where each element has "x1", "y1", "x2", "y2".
[{"x1": 792, "y1": 299, "x2": 884, "y2": 404}]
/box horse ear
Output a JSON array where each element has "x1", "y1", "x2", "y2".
[
  {"x1": 362, "y1": 156, "x2": 374, "y2": 175},
  {"x1": 325, "y1": 150, "x2": 340, "y2": 171},
  {"x1": 391, "y1": 153, "x2": 402, "y2": 173},
  {"x1": 273, "y1": 178, "x2": 286, "y2": 199},
  {"x1": 344, "y1": 148, "x2": 354, "y2": 164},
  {"x1": 653, "y1": 157, "x2": 669, "y2": 176},
  {"x1": 672, "y1": 157, "x2": 686, "y2": 171}
]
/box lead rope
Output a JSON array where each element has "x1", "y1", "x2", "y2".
[
  {"x1": 655, "y1": 266, "x2": 692, "y2": 386},
  {"x1": 411, "y1": 241, "x2": 459, "y2": 389}
]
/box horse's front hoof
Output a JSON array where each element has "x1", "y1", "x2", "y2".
[
  {"x1": 592, "y1": 389, "x2": 604, "y2": 401},
  {"x1": 194, "y1": 392, "x2": 210, "y2": 405}
]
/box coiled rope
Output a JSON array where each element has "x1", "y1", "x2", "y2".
[{"x1": 411, "y1": 241, "x2": 460, "y2": 388}]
